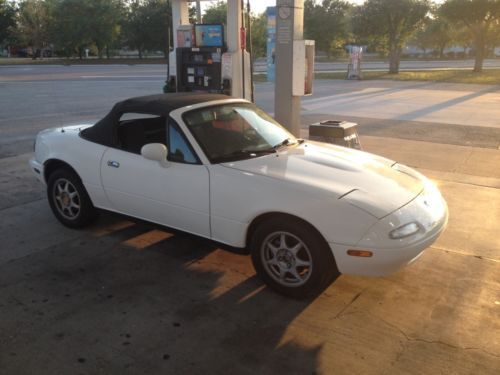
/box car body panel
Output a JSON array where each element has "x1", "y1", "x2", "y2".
[
  {"x1": 219, "y1": 141, "x2": 423, "y2": 219},
  {"x1": 331, "y1": 186, "x2": 449, "y2": 275},
  {"x1": 33, "y1": 124, "x2": 110, "y2": 208},
  {"x1": 207, "y1": 163, "x2": 379, "y2": 247},
  {"x1": 100, "y1": 147, "x2": 210, "y2": 237}
]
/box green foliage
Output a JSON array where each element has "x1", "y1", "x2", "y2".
[
  {"x1": 50, "y1": 1, "x2": 85, "y2": 57},
  {"x1": 352, "y1": 0, "x2": 430, "y2": 73},
  {"x1": 16, "y1": 0, "x2": 52, "y2": 55},
  {"x1": 87, "y1": 0, "x2": 123, "y2": 58},
  {"x1": 123, "y1": 0, "x2": 172, "y2": 59},
  {"x1": 0, "y1": 0, "x2": 16, "y2": 45},
  {"x1": 412, "y1": 17, "x2": 455, "y2": 57},
  {"x1": 49, "y1": 0, "x2": 122, "y2": 58},
  {"x1": 202, "y1": 1, "x2": 226, "y2": 24},
  {"x1": 200, "y1": 1, "x2": 267, "y2": 59},
  {"x1": 304, "y1": 0, "x2": 351, "y2": 58},
  {"x1": 440, "y1": 0, "x2": 500, "y2": 71},
  {"x1": 250, "y1": 12, "x2": 267, "y2": 58}
]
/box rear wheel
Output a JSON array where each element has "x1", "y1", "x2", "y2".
[
  {"x1": 47, "y1": 169, "x2": 98, "y2": 228},
  {"x1": 251, "y1": 217, "x2": 339, "y2": 299}
]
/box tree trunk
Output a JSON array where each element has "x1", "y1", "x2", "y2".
[
  {"x1": 473, "y1": 32, "x2": 485, "y2": 72},
  {"x1": 388, "y1": 47, "x2": 400, "y2": 74},
  {"x1": 106, "y1": 46, "x2": 110, "y2": 59},
  {"x1": 439, "y1": 46, "x2": 445, "y2": 59},
  {"x1": 138, "y1": 47, "x2": 143, "y2": 59}
]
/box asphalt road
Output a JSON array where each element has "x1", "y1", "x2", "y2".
[{"x1": 1, "y1": 65, "x2": 499, "y2": 158}]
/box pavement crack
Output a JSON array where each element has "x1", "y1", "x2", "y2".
[
  {"x1": 367, "y1": 311, "x2": 500, "y2": 359},
  {"x1": 430, "y1": 246, "x2": 500, "y2": 263},
  {"x1": 334, "y1": 288, "x2": 367, "y2": 319}
]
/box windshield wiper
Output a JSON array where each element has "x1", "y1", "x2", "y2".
[{"x1": 273, "y1": 137, "x2": 300, "y2": 150}]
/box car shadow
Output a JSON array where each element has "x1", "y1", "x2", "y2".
[{"x1": 0, "y1": 211, "x2": 325, "y2": 374}]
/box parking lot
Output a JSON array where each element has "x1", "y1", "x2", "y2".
[{"x1": 1, "y1": 65, "x2": 499, "y2": 374}]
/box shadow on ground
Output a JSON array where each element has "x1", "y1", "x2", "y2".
[{"x1": 0, "y1": 212, "x2": 322, "y2": 374}]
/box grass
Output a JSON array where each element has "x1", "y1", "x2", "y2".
[{"x1": 314, "y1": 69, "x2": 500, "y2": 85}]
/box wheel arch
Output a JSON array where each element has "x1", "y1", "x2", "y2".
[
  {"x1": 246, "y1": 212, "x2": 332, "y2": 254},
  {"x1": 44, "y1": 159, "x2": 81, "y2": 183}
]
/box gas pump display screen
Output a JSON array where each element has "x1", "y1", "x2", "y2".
[{"x1": 195, "y1": 24, "x2": 224, "y2": 47}]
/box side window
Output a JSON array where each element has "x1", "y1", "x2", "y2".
[
  {"x1": 117, "y1": 113, "x2": 166, "y2": 154},
  {"x1": 168, "y1": 121, "x2": 199, "y2": 164}
]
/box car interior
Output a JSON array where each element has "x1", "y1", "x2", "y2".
[
  {"x1": 117, "y1": 115, "x2": 166, "y2": 154},
  {"x1": 186, "y1": 110, "x2": 262, "y2": 160}
]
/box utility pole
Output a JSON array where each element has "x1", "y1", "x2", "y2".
[
  {"x1": 196, "y1": 0, "x2": 202, "y2": 23},
  {"x1": 274, "y1": 0, "x2": 304, "y2": 137}
]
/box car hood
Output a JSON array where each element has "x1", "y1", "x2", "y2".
[{"x1": 221, "y1": 141, "x2": 424, "y2": 218}]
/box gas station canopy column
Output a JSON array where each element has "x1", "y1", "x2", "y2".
[{"x1": 169, "y1": 0, "x2": 313, "y2": 137}]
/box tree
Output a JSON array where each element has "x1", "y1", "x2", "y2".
[
  {"x1": 123, "y1": 0, "x2": 172, "y2": 58},
  {"x1": 16, "y1": 0, "x2": 52, "y2": 58},
  {"x1": 87, "y1": 0, "x2": 123, "y2": 58},
  {"x1": 0, "y1": 0, "x2": 16, "y2": 49},
  {"x1": 304, "y1": 0, "x2": 351, "y2": 58},
  {"x1": 250, "y1": 11, "x2": 267, "y2": 59},
  {"x1": 413, "y1": 17, "x2": 455, "y2": 58},
  {"x1": 352, "y1": 0, "x2": 430, "y2": 73},
  {"x1": 50, "y1": 0, "x2": 92, "y2": 58},
  {"x1": 440, "y1": 0, "x2": 500, "y2": 72},
  {"x1": 201, "y1": 1, "x2": 267, "y2": 59},
  {"x1": 202, "y1": 1, "x2": 226, "y2": 24}
]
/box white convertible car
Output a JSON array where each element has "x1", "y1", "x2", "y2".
[{"x1": 30, "y1": 93, "x2": 448, "y2": 298}]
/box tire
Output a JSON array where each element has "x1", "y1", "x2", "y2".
[
  {"x1": 47, "y1": 168, "x2": 98, "y2": 228},
  {"x1": 250, "y1": 217, "x2": 339, "y2": 299}
]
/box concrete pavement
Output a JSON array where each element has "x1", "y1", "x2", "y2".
[
  {"x1": 301, "y1": 80, "x2": 500, "y2": 128},
  {"x1": 1, "y1": 133, "x2": 499, "y2": 374},
  {"x1": 0, "y1": 67, "x2": 499, "y2": 374}
]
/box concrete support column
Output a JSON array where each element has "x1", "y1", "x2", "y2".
[
  {"x1": 274, "y1": 0, "x2": 304, "y2": 137},
  {"x1": 170, "y1": 0, "x2": 190, "y2": 78},
  {"x1": 225, "y1": 0, "x2": 251, "y2": 100},
  {"x1": 227, "y1": 0, "x2": 243, "y2": 52}
]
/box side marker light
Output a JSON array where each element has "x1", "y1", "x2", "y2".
[{"x1": 347, "y1": 250, "x2": 373, "y2": 257}]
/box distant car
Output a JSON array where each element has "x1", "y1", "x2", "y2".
[{"x1": 30, "y1": 93, "x2": 448, "y2": 298}]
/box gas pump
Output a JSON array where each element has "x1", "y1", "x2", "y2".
[
  {"x1": 175, "y1": 24, "x2": 226, "y2": 93},
  {"x1": 167, "y1": 0, "x2": 252, "y2": 101}
]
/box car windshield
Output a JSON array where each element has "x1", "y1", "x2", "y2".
[{"x1": 183, "y1": 103, "x2": 298, "y2": 163}]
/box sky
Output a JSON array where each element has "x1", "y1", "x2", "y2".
[
  {"x1": 201, "y1": 1, "x2": 444, "y2": 15},
  {"x1": 200, "y1": 1, "x2": 364, "y2": 15}
]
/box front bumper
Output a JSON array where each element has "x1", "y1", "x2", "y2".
[
  {"x1": 29, "y1": 157, "x2": 45, "y2": 185},
  {"x1": 330, "y1": 185, "x2": 448, "y2": 276}
]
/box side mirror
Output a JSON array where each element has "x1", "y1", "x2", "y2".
[{"x1": 141, "y1": 143, "x2": 169, "y2": 167}]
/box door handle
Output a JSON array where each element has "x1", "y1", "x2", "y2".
[{"x1": 107, "y1": 160, "x2": 120, "y2": 168}]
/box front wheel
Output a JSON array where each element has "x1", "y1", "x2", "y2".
[
  {"x1": 250, "y1": 218, "x2": 339, "y2": 299},
  {"x1": 47, "y1": 168, "x2": 98, "y2": 228}
]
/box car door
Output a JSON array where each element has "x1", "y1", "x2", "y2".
[{"x1": 100, "y1": 115, "x2": 210, "y2": 238}]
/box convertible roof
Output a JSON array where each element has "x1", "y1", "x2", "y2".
[{"x1": 81, "y1": 92, "x2": 230, "y2": 146}]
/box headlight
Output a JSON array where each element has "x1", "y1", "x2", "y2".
[{"x1": 389, "y1": 222, "x2": 420, "y2": 239}]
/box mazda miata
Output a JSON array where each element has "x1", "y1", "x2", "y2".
[{"x1": 30, "y1": 93, "x2": 448, "y2": 298}]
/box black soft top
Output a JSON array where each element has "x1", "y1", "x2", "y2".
[{"x1": 81, "y1": 92, "x2": 231, "y2": 146}]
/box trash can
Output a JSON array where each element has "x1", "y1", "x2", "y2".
[{"x1": 309, "y1": 120, "x2": 362, "y2": 150}]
